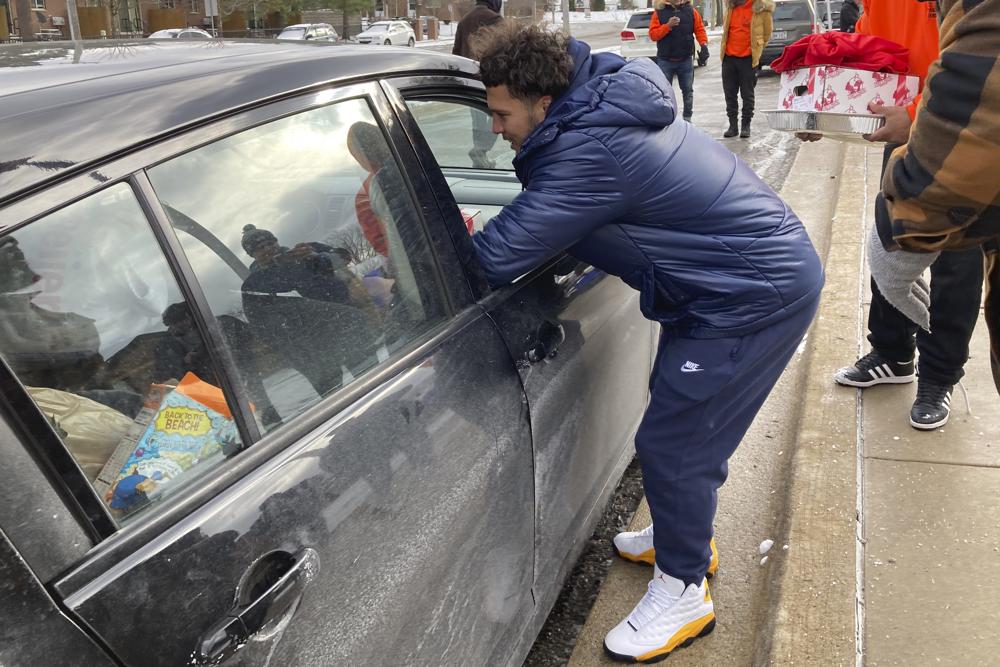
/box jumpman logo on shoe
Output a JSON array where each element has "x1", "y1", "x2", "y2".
[{"x1": 680, "y1": 361, "x2": 704, "y2": 373}]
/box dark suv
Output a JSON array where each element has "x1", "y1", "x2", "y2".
[
  {"x1": 0, "y1": 40, "x2": 653, "y2": 666},
  {"x1": 759, "y1": 0, "x2": 818, "y2": 67}
]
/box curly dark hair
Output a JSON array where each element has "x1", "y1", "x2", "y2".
[{"x1": 474, "y1": 24, "x2": 575, "y2": 101}]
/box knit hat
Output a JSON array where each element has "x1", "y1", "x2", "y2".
[{"x1": 241, "y1": 224, "x2": 278, "y2": 255}]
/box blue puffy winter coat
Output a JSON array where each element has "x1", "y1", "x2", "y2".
[{"x1": 471, "y1": 39, "x2": 824, "y2": 339}]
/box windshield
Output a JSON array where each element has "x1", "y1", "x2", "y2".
[
  {"x1": 773, "y1": 2, "x2": 813, "y2": 21},
  {"x1": 626, "y1": 12, "x2": 651, "y2": 29},
  {"x1": 279, "y1": 27, "x2": 306, "y2": 39}
]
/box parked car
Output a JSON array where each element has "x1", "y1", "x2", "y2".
[
  {"x1": 276, "y1": 23, "x2": 340, "y2": 42},
  {"x1": 0, "y1": 39, "x2": 653, "y2": 667},
  {"x1": 619, "y1": 8, "x2": 700, "y2": 66},
  {"x1": 815, "y1": 0, "x2": 843, "y2": 30},
  {"x1": 147, "y1": 27, "x2": 212, "y2": 39},
  {"x1": 759, "y1": 0, "x2": 818, "y2": 67},
  {"x1": 354, "y1": 20, "x2": 415, "y2": 46}
]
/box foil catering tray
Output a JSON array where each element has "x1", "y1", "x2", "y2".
[{"x1": 764, "y1": 110, "x2": 886, "y2": 143}]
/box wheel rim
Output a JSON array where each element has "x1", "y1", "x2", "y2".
[{"x1": 384, "y1": 39, "x2": 390, "y2": 45}]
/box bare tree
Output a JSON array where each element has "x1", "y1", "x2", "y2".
[
  {"x1": 335, "y1": 226, "x2": 379, "y2": 264},
  {"x1": 15, "y1": 0, "x2": 35, "y2": 40}
]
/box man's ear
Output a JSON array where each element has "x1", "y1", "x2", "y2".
[{"x1": 540, "y1": 95, "x2": 553, "y2": 114}]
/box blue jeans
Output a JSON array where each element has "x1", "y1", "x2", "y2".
[{"x1": 656, "y1": 57, "x2": 694, "y2": 120}]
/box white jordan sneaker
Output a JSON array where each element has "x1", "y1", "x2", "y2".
[
  {"x1": 604, "y1": 566, "x2": 716, "y2": 663},
  {"x1": 612, "y1": 525, "x2": 719, "y2": 578}
]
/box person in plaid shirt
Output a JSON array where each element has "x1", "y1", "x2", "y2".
[{"x1": 871, "y1": 0, "x2": 1000, "y2": 393}]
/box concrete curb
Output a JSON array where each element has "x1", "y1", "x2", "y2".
[{"x1": 763, "y1": 142, "x2": 873, "y2": 666}]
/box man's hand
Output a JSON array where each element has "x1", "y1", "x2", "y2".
[
  {"x1": 866, "y1": 223, "x2": 938, "y2": 331},
  {"x1": 668, "y1": 16, "x2": 680, "y2": 27},
  {"x1": 863, "y1": 103, "x2": 912, "y2": 144},
  {"x1": 698, "y1": 43, "x2": 709, "y2": 66}
]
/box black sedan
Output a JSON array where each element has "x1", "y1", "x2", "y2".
[{"x1": 0, "y1": 39, "x2": 654, "y2": 665}]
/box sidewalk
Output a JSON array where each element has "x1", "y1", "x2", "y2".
[{"x1": 566, "y1": 141, "x2": 1000, "y2": 665}]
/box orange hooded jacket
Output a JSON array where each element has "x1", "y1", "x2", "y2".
[{"x1": 856, "y1": 0, "x2": 940, "y2": 119}]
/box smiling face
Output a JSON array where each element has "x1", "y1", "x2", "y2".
[{"x1": 486, "y1": 85, "x2": 552, "y2": 153}]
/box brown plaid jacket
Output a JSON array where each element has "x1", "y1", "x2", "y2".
[{"x1": 875, "y1": 0, "x2": 1000, "y2": 392}]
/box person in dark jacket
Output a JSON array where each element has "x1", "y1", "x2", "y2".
[
  {"x1": 649, "y1": 0, "x2": 709, "y2": 122},
  {"x1": 473, "y1": 25, "x2": 823, "y2": 661},
  {"x1": 453, "y1": 0, "x2": 504, "y2": 167},
  {"x1": 839, "y1": 0, "x2": 860, "y2": 32}
]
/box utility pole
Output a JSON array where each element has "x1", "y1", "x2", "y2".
[
  {"x1": 560, "y1": 0, "x2": 569, "y2": 35},
  {"x1": 67, "y1": 0, "x2": 81, "y2": 40}
]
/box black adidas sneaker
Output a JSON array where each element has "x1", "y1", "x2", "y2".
[
  {"x1": 910, "y1": 379, "x2": 953, "y2": 430},
  {"x1": 834, "y1": 351, "x2": 916, "y2": 388}
]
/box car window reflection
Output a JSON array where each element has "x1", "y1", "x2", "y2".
[
  {"x1": 147, "y1": 96, "x2": 448, "y2": 430},
  {"x1": 0, "y1": 184, "x2": 244, "y2": 523}
]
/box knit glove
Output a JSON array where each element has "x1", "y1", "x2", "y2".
[
  {"x1": 698, "y1": 44, "x2": 710, "y2": 66},
  {"x1": 867, "y1": 223, "x2": 938, "y2": 331}
]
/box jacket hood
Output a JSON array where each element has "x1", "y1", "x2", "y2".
[
  {"x1": 752, "y1": 0, "x2": 775, "y2": 12},
  {"x1": 518, "y1": 38, "x2": 676, "y2": 159}
]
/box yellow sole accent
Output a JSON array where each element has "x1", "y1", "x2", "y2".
[
  {"x1": 618, "y1": 548, "x2": 656, "y2": 565},
  {"x1": 634, "y1": 611, "x2": 716, "y2": 662}
]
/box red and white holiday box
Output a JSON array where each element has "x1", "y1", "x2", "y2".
[{"x1": 777, "y1": 66, "x2": 919, "y2": 115}]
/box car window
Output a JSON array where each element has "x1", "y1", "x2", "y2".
[
  {"x1": 627, "y1": 12, "x2": 651, "y2": 29},
  {"x1": 370, "y1": 24, "x2": 387, "y2": 32},
  {"x1": 774, "y1": 2, "x2": 812, "y2": 20},
  {"x1": 0, "y1": 183, "x2": 245, "y2": 525},
  {"x1": 147, "y1": 97, "x2": 448, "y2": 431},
  {"x1": 407, "y1": 99, "x2": 515, "y2": 171}
]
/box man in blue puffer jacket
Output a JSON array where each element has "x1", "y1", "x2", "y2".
[{"x1": 473, "y1": 25, "x2": 824, "y2": 662}]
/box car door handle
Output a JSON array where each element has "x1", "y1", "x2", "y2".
[
  {"x1": 526, "y1": 320, "x2": 565, "y2": 364},
  {"x1": 195, "y1": 547, "x2": 319, "y2": 665}
]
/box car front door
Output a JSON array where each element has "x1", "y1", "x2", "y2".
[
  {"x1": 1, "y1": 82, "x2": 535, "y2": 666},
  {"x1": 385, "y1": 77, "x2": 656, "y2": 610}
]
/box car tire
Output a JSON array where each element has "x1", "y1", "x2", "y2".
[
  {"x1": 408, "y1": 37, "x2": 414, "y2": 46},
  {"x1": 384, "y1": 39, "x2": 391, "y2": 45}
]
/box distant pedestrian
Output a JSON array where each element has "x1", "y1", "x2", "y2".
[
  {"x1": 839, "y1": 0, "x2": 860, "y2": 32},
  {"x1": 719, "y1": 0, "x2": 774, "y2": 138},
  {"x1": 649, "y1": 0, "x2": 710, "y2": 122},
  {"x1": 451, "y1": 0, "x2": 502, "y2": 59},
  {"x1": 452, "y1": 0, "x2": 504, "y2": 167}
]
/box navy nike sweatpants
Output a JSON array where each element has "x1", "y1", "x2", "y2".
[{"x1": 634, "y1": 296, "x2": 821, "y2": 585}]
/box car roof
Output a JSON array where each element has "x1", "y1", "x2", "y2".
[
  {"x1": 0, "y1": 39, "x2": 476, "y2": 206},
  {"x1": 282, "y1": 23, "x2": 331, "y2": 29}
]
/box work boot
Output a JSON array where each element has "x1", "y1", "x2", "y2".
[
  {"x1": 909, "y1": 378, "x2": 953, "y2": 430},
  {"x1": 604, "y1": 566, "x2": 716, "y2": 663},
  {"x1": 834, "y1": 350, "x2": 915, "y2": 388},
  {"x1": 723, "y1": 117, "x2": 738, "y2": 138},
  {"x1": 613, "y1": 525, "x2": 719, "y2": 578},
  {"x1": 740, "y1": 120, "x2": 752, "y2": 138}
]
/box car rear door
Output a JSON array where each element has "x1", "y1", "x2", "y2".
[
  {"x1": 383, "y1": 76, "x2": 655, "y2": 612},
  {"x1": 0, "y1": 81, "x2": 535, "y2": 666}
]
